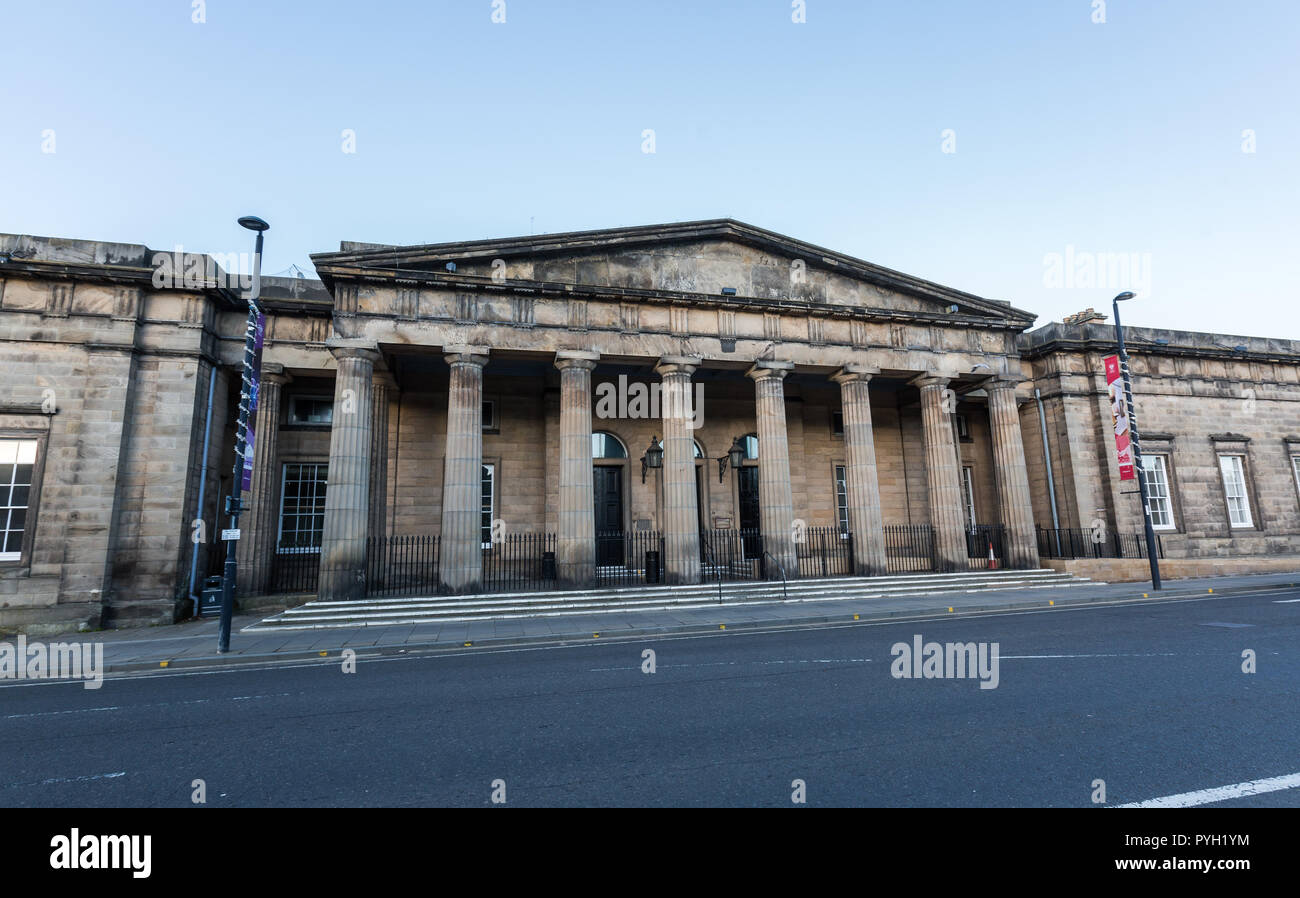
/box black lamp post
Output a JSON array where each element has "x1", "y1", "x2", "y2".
[
  {"x1": 718, "y1": 436, "x2": 746, "y2": 483},
  {"x1": 1112, "y1": 290, "x2": 1162, "y2": 590},
  {"x1": 641, "y1": 436, "x2": 663, "y2": 483},
  {"x1": 217, "y1": 215, "x2": 270, "y2": 653}
]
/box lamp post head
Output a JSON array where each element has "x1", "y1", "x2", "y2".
[
  {"x1": 1112, "y1": 291, "x2": 1136, "y2": 303},
  {"x1": 237, "y1": 216, "x2": 270, "y2": 232},
  {"x1": 728, "y1": 436, "x2": 747, "y2": 471}
]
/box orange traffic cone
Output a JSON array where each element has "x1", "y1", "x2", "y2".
[{"x1": 987, "y1": 540, "x2": 998, "y2": 570}]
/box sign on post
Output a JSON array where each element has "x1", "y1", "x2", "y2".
[{"x1": 1103, "y1": 354, "x2": 1135, "y2": 481}]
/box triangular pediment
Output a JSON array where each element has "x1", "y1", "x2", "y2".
[{"x1": 312, "y1": 219, "x2": 1035, "y2": 326}]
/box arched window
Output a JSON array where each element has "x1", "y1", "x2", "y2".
[
  {"x1": 591, "y1": 432, "x2": 627, "y2": 459},
  {"x1": 693, "y1": 440, "x2": 704, "y2": 459}
]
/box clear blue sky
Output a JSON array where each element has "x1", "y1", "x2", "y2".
[{"x1": 3, "y1": 0, "x2": 1297, "y2": 337}]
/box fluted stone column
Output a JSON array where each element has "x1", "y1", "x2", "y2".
[
  {"x1": 238, "y1": 367, "x2": 288, "y2": 595},
  {"x1": 916, "y1": 375, "x2": 968, "y2": 572},
  {"x1": 831, "y1": 365, "x2": 886, "y2": 576},
  {"x1": 555, "y1": 351, "x2": 598, "y2": 587},
  {"x1": 747, "y1": 360, "x2": 797, "y2": 579},
  {"x1": 656, "y1": 356, "x2": 702, "y2": 584},
  {"x1": 439, "y1": 347, "x2": 489, "y2": 593},
  {"x1": 319, "y1": 343, "x2": 380, "y2": 601},
  {"x1": 368, "y1": 372, "x2": 395, "y2": 542},
  {"x1": 987, "y1": 375, "x2": 1040, "y2": 569}
]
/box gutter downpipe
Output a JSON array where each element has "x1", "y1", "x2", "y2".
[
  {"x1": 1034, "y1": 388, "x2": 1062, "y2": 557},
  {"x1": 187, "y1": 365, "x2": 218, "y2": 613}
]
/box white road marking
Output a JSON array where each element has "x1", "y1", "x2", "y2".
[
  {"x1": 4, "y1": 705, "x2": 121, "y2": 719},
  {"x1": 2, "y1": 693, "x2": 293, "y2": 718},
  {"x1": 1116, "y1": 772, "x2": 1300, "y2": 808},
  {"x1": 1000, "y1": 653, "x2": 1177, "y2": 660},
  {"x1": 1273, "y1": 598, "x2": 1300, "y2": 603},
  {"x1": 5, "y1": 771, "x2": 126, "y2": 789},
  {"x1": 589, "y1": 658, "x2": 871, "y2": 672}
]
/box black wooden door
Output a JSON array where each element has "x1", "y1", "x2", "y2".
[
  {"x1": 593, "y1": 466, "x2": 624, "y2": 565},
  {"x1": 737, "y1": 466, "x2": 762, "y2": 559}
]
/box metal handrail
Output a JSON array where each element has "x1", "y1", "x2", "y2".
[
  {"x1": 763, "y1": 550, "x2": 788, "y2": 602},
  {"x1": 700, "y1": 535, "x2": 724, "y2": 604}
]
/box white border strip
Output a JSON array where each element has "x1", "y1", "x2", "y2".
[{"x1": 1116, "y1": 772, "x2": 1300, "y2": 808}]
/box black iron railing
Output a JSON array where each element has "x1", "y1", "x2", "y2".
[
  {"x1": 1036, "y1": 526, "x2": 1164, "y2": 560},
  {"x1": 699, "y1": 529, "x2": 765, "y2": 582},
  {"x1": 482, "y1": 532, "x2": 556, "y2": 593},
  {"x1": 795, "y1": 526, "x2": 854, "y2": 578},
  {"x1": 267, "y1": 543, "x2": 321, "y2": 594},
  {"x1": 965, "y1": 524, "x2": 1007, "y2": 570},
  {"x1": 883, "y1": 525, "x2": 936, "y2": 573},
  {"x1": 595, "y1": 530, "x2": 664, "y2": 587},
  {"x1": 365, "y1": 534, "x2": 439, "y2": 598}
]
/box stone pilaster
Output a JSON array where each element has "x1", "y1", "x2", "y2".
[
  {"x1": 747, "y1": 360, "x2": 797, "y2": 579},
  {"x1": 318, "y1": 343, "x2": 380, "y2": 601},
  {"x1": 916, "y1": 375, "x2": 968, "y2": 572},
  {"x1": 987, "y1": 376, "x2": 1040, "y2": 569},
  {"x1": 831, "y1": 365, "x2": 886, "y2": 576},
  {"x1": 656, "y1": 356, "x2": 702, "y2": 584},
  {"x1": 238, "y1": 366, "x2": 288, "y2": 595},
  {"x1": 439, "y1": 347, "x2": 489, "y2": 593},
  {"x1": 555, "y1": 351, "x2": 599, "y2": 587},
  {"x1": 368, "y1": 372, "x2": 395, "y2": 543}
]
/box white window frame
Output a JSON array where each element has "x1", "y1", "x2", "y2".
[
  {"x1": 0, "y1": 439, "x2": 38, "y2": 562},
  {"x1": 1143, "y1": 455, "x2": 1176, "y2": 531},
  {"x1": 277, "y1": 462, "x2": 329, "y2": 552},
  {"x1": 961, "y1": 466, "x2": 977, "y2": 531},
  {"x1": 1219, "y1": 454, "x2": 1253, "y2": 528},
  {"x1": 481, "y1": 463, "x2": 495, "y2": 548},
  {"x1": 955, "y1": 414, "x2": 970, "y2": 441},
  {"x1": 834, "y1": 465, "x2": 849, "y2": 537},
  {"x1": 1292, "y1": 455, "x2": 1300, "y2": 500}
]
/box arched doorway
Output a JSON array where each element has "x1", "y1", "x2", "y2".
[{"x1": 592, "y1": 431, "x2": 627, "y2": 565}]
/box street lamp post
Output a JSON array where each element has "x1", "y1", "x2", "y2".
[
  {"x1": 217, "y1": 215, "x2": 270, "y2": 653},
  {"x1": 1112, "y1": 291, "x2": 1162, "y2": 590}
]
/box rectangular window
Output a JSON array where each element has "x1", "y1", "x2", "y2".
[
  {"x1": 481, "y1": 463, "x2": 495, "y2": 548},
  {"x1": 0, "y1": 439, "x2": 38, "y2": 561},
  {"x1": 831, "y1": 412, "x2": 844, "y2": 438},
  {"x1": 955, "y1": 414, "x2": 971, "y2": 441},
  {"x1": 1292, "y1": 455, "x2": 1300, "y2": 498},
  {"x1": 1219, "y1": 455, "x2": 1253, "y2": 528},
  {"x1": 961, "y1": 466, "x2": 976, "y2": 530},
  {"x1": 278, "y1": 462, "x2": 328, "y2": 551},
  {"x1": 1144, "y1": 455, "x2": 1175, "y2": 530},
  {"x1": 834, "y1": 465, "x2": 849, "y2": 534},
  {"x1": 482, "y1": 400, "x2": 497, "y2": 431},
  {"x1": 288, "y1": 396, "x2": 333, "y2": 426}
]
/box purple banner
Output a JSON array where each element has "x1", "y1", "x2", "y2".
[{"x1": 241, "y1": 312, "x2": 267, "y2": 491}]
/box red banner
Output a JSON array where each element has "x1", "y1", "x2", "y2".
[{"x1": 1104, "y1": 354, "x2": 1135, "y2": 481}]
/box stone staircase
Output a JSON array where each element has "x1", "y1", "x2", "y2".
[{"x1": 243, "y1": 568, "x2": 1093, "y2": 631}]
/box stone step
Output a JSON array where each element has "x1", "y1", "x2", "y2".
[
  {"x1": 300, "y1": 567, "x2": 1072, "y2": 610},
  {"x1": 244, "y1": 570, "x2": 1092, "y2": 631}
]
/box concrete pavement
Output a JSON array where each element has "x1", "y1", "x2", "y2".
[{"x1": 17, "y1": 569, "x2": 1300, "y2": 677}]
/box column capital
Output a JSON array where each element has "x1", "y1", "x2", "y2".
[
  {"x1": 830, "y1": 363, "x2": 880, "y2": 385},
  {"x1": 555, "y1": 349, "x2": 599, "y2": 372},
  {"x1": 444, "y1": 346, "x2": 489, "y2": 368},
  {"x1": 983, "y1": 373, "x2": 1027, "y2": 392},
  {"x1": 372, "y1": 370, "x2": 399, "y2": 391},
  {"x1": 326, "y1": 339, "x2": 382, "y2": 364},
  {"x1": 911, "y1": 373, "x2": 951, "y2": 390},
  {"x1": 746, "y1": 359, "x2": 794, "y2": 381},
  {"x1": 260, "y1": 363, "x2": 291, "y2": 387},
  {"x1": 655, "y1": 355, "x2": 702, "y2": 378}
]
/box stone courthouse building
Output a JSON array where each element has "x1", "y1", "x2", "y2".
[{"x1": 3, "y1": 219, "x2": 1300, "y2": 633}]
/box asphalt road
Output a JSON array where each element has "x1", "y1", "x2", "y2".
[{"x1": 2, "y1": 587, "x2": 1297, "y2": 807}]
